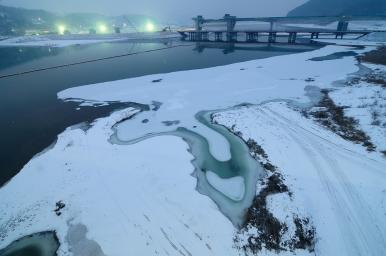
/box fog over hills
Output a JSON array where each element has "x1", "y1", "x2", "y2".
[
  {"x1": 1, "y1": 0, "x2": 306, "y2": 24},
  {"x1": 288, "y1": 0, "x2": 386, "y2": 16},
  {"x1": 0, "y1": 4, "x2": 156, "y2": 35}
]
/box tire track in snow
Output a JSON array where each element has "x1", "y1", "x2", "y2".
[
  {"x1": 262, "y1": 105, "x2": 386, "y2": 255},
  {"x1": 256, "y1": 107, "x2": 364, "y2": 254}
]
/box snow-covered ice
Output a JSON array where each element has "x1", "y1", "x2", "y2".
[
  {"x1": 0, "y1": 32, "x2": 180, "y2": 48},
  {"x1": 1, "y1": 35, "x2": 386, "y2": 256},
  {"x1": 206, "y1": 171, "x2": 245, "y2": 201},
  {"x1": 59, "y1": 45, "x2": 365, "y2": 161},
  {"x1": 0, "y1": 108, "x2": 237, "y2": 256}
]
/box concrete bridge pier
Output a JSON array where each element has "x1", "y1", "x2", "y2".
[
  {"x1": 227, "y1": 32, "x2": 238, "y2": 41},
  {"x1": 246, "y1": 32, "x2": 259, "y2": 42},
  {"x1": 335, "y1": 33, "x2": 345, "y2": 39},
  {"x1": 189, "y1": 32, "x2": 199, "y2": 41},
  {"x1": 214, "y1": 32, "x2": 223, "y2": 41},
  {"x1": 268, "y1": 32, "x2": 277, "y2": 43},
  {"x1": 224, "y1": 14, "x2": 237, "y2": 41},
  {"x1": 184, "y1": 14, "x2": 379, "y2": 44},
  {"x1": 254, "y1": 32, "x2": 259, "y2": 41},
  {"x1": 336, "y1": 19, "x2": 349, "y2": 39},
  {"x1": 194, "y1": 15, "x2": 204, "y2": 31},
  {"x1": 288, "y1": 32, "x2": 297, "y2": 44},
  {"x1": 337, "y1": 20, "x2": 349, "y2": 32},
  {"x1": 202, "y1": 32, "x2": 209, "y2": 41},
  {"x1": 224, "y1": 14, "x2": 236, "y2": 33},
  {"x1": 310, "y1": 32, "x2": 319, "y2": 39},
  {"x1": 188, "y1": 31, "x2": 209, "y2": 41}
]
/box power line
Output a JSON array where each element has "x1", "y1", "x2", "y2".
[{"x1": 0, "y1": 44, "x2": 193, "y2": 79}]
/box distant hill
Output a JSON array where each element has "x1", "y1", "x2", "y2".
[
  {"x1": 0, "y1": 4, "x2": 157, "y2": 36},
  {"x1": 288, "y1": 0, "x2": 386, "y2": 17},
  {"x1": 0, "y1": 5, "x2": 55, "y2": 35}
]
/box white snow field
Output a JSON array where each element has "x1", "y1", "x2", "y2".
[
  {"x1": 206, "y1": 171, "x2": 245, "y2": 201},
  {"x1": 0, "y1": 41, "x2": 386, "y2": 256},
  {"x1": 59, "y1": 45, "x2": 365, "y2": 161},
  {"x1": 213, "y1": 102, "x2": 386, "y2": 256},
  {"x1": 0, "y1": 108, "x2": 236, "y2": 256},
  {"x1": 0, "y1": 32, "x2": 180, "y2": 48},
  {"x1": 330, "y1": 62, "x2": 386, "y2": 153}
]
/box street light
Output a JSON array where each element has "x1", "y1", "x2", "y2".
[
  {"x1": 146, "y1": 22, "x2": 155, "y2": 32},
  {"x1": 98, "y1": 24, "x2": 107, "y2": 33},
  {"x1": 58, "y1": 25, "x2": 66, "y2": 35}
]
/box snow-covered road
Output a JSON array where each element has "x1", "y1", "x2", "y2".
[{"x1": 215, "y1": 102, "x2": 386, "y2": 255}]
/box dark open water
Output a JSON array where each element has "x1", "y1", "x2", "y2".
[{"x1": 0, "y1": 39, "x2": 320, "y2": 187}]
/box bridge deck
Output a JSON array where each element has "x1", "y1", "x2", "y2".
[
  {"x1": 179, "y1": 29, "x2": 386, "y2": 34},
  {"x1": 194, "y1": 15, "x2": 386, "y2": 23},
  {"x1": 186, "y1": 14, "x2": 385, "y2": 43},
  {"x1": 179, "y1": 29, "x2": 383, "y2": 43}
]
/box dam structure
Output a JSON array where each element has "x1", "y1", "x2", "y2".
[{"x1": 179, "y1": 14, "x2": 386, "y2": 43}]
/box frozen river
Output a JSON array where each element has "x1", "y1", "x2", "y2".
[
  {"x1": 0, "y1": 38, "x2": 323, "y2": 256},
  {"x1": 0, "y1": 39, "x2": 319, "y2": 186},
  {"x1": 1, "y1": 34, "x2": 385, "y2": 256}
]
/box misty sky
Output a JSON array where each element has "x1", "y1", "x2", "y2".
[{"x1": 1, "y1": 0, "x2": 307, "y2": 24}]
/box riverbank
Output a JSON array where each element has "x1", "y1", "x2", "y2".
[
  {"x1": 214, "y1": 100, "x2": 386, "y2": 255},
  {"x1": 1, "y1": 41, "x2": 314, "y2": 188},
  {"x1": 1, "y1": 44, "x2": 385, "y2": 255}
]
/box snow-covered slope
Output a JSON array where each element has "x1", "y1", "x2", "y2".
[
  {"x1": 213, "y1": 102, "x2": 386, "y2": 255},
  {"x1": 329, "y1": 63, "x2": 386, "y2": 152}
]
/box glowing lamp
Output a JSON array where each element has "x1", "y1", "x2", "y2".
[
  {"x1": 58, "y1": 25, "x2": 66, "y2": 35},
  {"x1": 146, "y1": 22, "x2": 155, "y2": 32},
  {"x1": 99, "y1": 24, "x2": 107, "y2": 33}
]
